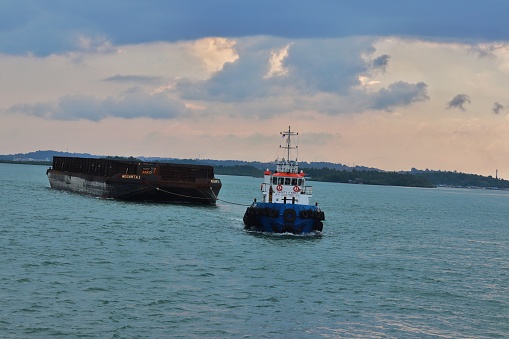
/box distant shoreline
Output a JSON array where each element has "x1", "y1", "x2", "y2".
[
  {"x1": 0, "y1": 160, "x2": 51, "y2": 166},
  {"x1": 2, "y1": 160, "x2": 508, "y2": 191}
]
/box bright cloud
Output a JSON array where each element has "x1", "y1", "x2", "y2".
[
  {"x1": 188, "y1": 38, "x2": 239, "y2": 73},
  {"x1": 266, "y1": 44, "x2": 292, "y2": 78}
]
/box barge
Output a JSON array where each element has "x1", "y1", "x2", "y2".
[{"x1": 47, "y1": 156, "x2": 221, "y2": 204}]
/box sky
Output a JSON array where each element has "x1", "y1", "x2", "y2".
[{"x1": 1, "y1": 0, "x2": 509, "y2": 177}]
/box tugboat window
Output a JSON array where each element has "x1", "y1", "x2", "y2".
[
  {"x1": 272, "y1": 177, "x2": 278, "y2": 185},
  {"x1": 298, "y1": 179, "x2": 302, "y2": 186},
  {"x1": 284, "y1": 178, "x2": 291, "y2": 185},
  {"x1": 291, "y1": 178, "x2": 297, "y2": 185},
  {"x1": 278, "y1": 178, "x2": 284, "y2": 185}
]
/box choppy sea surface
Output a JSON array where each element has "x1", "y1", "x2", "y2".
[{"x1": 0, "y1": 163, "x2": 508, "y2": 338}]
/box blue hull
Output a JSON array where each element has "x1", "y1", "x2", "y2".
[{"x1": 243, "y1": 202, "x2": 325, "y2": 234}]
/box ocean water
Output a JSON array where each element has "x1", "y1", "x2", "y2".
[{"x1": 0, "y1": 163, "x2": 508, "y2": 338}]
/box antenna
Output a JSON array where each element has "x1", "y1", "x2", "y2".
[{"x1": 280, "y1": 126, "x2": 298, "y2": 161}]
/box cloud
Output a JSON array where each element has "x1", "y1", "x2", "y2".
[
  {"x1": 2, "y1": 36, "x2": 436, "y2": 122},
  {"x1": 372, "y1": 54, "x2": 390, "y2": 72},
  {"x1": 173, "y1": 37, "x2": 431, "y2": 117},
  {"x1": 103, "y1": 74, "x2": 163, "y2": 84},
  {"x1": 447, "y1": 94, "x2": 471, "y2": 111},
  {"x1": 2, "y1": 1, "x2": 509, "y2": 56},
  {"x1": 77, "y1": 36, "x2": 117, "y2": 54},
  {"x1": 176, "y1": 52, "x2": 273, "y2": 102},
  {"x1": 177, "y1": 37, "x2": 378, "y2": 103},
  {"x1": 7, "y1": 89, "x2": 186, "y2": 121},
  {"x1": 492, "y1": 102, "x2": 504, "y2": 114},
  {"x1": 283, "y1": 38, "x2": 376, "y2": 95},
  {"x1": 468, "y1": 43, "x2": 505, "y2": 59},
  {"x1": 189, "y1": 38, "x2": 239, "y2": 73},
  {"x1": 266, "y1": 43, "x2": 292, "y2": 78},
  {"x1": 369, "y1": 81, "x2": 429, "y2": 110}
]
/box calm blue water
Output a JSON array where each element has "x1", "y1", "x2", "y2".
[{"x1": 0, "y1": 163, "x2": 508, "y2": 338}]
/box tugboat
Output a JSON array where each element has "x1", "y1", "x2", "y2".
[{"x1": 243, "y1": 127, "x2": 325, "y2": 234}]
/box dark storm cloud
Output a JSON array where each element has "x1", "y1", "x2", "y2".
[
  {"x1": 492, "y1": 102, "x2": 504, "y2": 114},
  {"x1": 447, "y1": 94, "x2": 471, "y2": 111},
  {"x1": 1, "y1": 0, "x2": 509, "y2": 56}
]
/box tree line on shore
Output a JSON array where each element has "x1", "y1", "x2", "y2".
[
  {"x1": 2, "y1": 155, "x2": 508, "y2": 189},
  {"x1": 214, "y1": 165, "x2": 509, "y2": 189}
]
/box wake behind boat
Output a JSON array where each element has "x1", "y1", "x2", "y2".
[{"x1": 243, "y1": 127, "x2": 325, "y2": 234}]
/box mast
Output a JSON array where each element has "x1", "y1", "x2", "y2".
[
  {"x1": 280, "y1": 126, "x2": 298, "y2": 161},
  {"x1": 277, "y1": 126, "x2": 300, "y2": 174}
]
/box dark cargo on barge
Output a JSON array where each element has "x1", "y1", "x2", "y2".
[{"x1": 46, "y1": 156, "x2": 221, "y2": 204}]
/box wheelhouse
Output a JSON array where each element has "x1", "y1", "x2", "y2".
[{"x1": 271, "y1": 174, "x2": 304, "y2": 187}]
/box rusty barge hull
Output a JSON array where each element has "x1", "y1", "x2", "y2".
[{"x1": 47, "y1": 156, "x2": 221, "y2": 204}]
